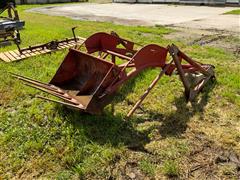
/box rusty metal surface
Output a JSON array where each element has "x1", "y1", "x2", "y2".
[{"x1": 13, "y1": 32, "x2": 215, "y2": 117}]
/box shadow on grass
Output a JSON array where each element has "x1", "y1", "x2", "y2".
[
  {"x1": 55, "y1": 72, "x2": 151, "y2": 151},
  {"x1": 56, "y1": 75, "x2": 215, "y2": 148},
  {"x1": 57, "y1": 108, "x2": 151, "y2": 151},
  {"x1": 112, "y1": 69, "x2": 150, "y2": 105},
  {"x1": 146, "y1": 79, "x2": 216, "y2": 138}
]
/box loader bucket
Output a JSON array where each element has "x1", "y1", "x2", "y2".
[
  {"x1": 13, "y1": 48, "x2": 124, "y2": 114},
  {"x1": 13, "y1": 32, "x2": 215, "y2": 117},
  {"x1": 50, "y1": 48, "x2": 117, "y2": 95}
]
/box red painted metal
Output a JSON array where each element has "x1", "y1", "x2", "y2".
[{"x1": 13, "y1": 32, "x2": 215, "y2": 117}]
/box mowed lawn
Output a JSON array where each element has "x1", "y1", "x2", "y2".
[
  {"x1": 0, "y1": 4, "x2": 239, "y2": 179},
  {"x1": 224, "y1": 9, "x2": 240, "y2": 15}
]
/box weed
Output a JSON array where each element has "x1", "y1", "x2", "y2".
[
  {"x1": 162, "y1": 160, "x2": 179, "y2": 177},
  {"x1": 139, "y1": 160, "x2": 156, "y2": 176}
]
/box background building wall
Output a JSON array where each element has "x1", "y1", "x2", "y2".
[{"x1": 16, "y1": 0, "x2": 83, "y2": 4}]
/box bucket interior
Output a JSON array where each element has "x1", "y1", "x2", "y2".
[{"x1": 50, "y1": 48, "x2": 118, "y2": 96}]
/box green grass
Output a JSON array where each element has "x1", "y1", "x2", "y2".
[
  {"x1": 0, "y1": 4, "x2": 240, "y2": 179},
  {"x1": 162, "y1": 160, "x2": 179, "y2": 177},
  {"x1": 224, "y1": 9, "x2": 240, "y2": 15},
  {"x1": 139, "y1": 160, "x2": 156, "y2": 176}
]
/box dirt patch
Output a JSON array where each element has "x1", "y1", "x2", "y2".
[
  {"x1": 164, "y1": 27, "x2": 215, "y2": 44},
  {"x1": 164, "y1": 27, "x2": 240, "y2": 57},
  {"x1": 188, "y1": 34, "x2": 226, "y2": 46},
  {"x1": 105, "y1": 130, "x2": 240, "y2": 179},
  {"x1": 108, "y1": 151, "x2": 152, "y2": 179},
  {"x1": 182, "y1": 131, "x2": 240, "y2": 179}
]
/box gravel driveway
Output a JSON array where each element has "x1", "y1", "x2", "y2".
[{"x1": 28, "y1": 3, "x2": 240, "y2": 32}]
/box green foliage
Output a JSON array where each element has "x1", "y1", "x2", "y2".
[
  {"x1": 139, "y1": 160, "x2": 156, "y2": 176},
  {"x1": 162, "y1": 160, "x2": 179, "y2": 177},
  {"x1": 224, "y1": 9, "x2": 240, "y2": 15}
]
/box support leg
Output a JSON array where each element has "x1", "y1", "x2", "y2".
[
  {"x1": 169, "y1": 45, "x2": 191, "y2": 99},
  {"x1": 127, "y1": 60, "x2": 173, "y2": 118}
]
